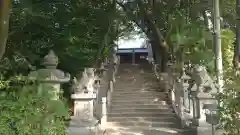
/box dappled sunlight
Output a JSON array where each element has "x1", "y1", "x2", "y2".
[{"x1": 104, "y1": 122, "x2": 181, "y2": 135}]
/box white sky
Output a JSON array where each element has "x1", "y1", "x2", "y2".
[{"x1": 117, "y1": 35, "x2": 145, "y2": 48}]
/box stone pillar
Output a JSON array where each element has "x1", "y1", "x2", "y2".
[
  {"x1": 107, "y1": 81, "x2": 113, "y2": 108},
  {"x1": 113, "y1": 52, "x2": 119, "y2": 75},
  {"x1": 181, "y1": 73, "x2": 191, "y2": 112},
  {"x1": 159, "y1": 73, "x2": 168, "y2": 92},
  {"x1": 28, "y1": 50, "x2": 70, "y2": 100},
  {"x1": 101, "y1": 97, "x2": 107, "y2": 124},
  {"x1": 132, "y1": 48, "x2": 135, "y2": 65},
  {"x1": 147, "y1": 44, "x2": 154, "y2": 63}
]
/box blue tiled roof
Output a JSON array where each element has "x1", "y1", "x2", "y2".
[{"x1": 117, "y1": 48, "x2": 148, "y2": 53}]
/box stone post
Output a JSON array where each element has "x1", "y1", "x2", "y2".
[
  {"x1": 147, "y1": 44, "x2": 154, "y2": 63},
  {"x1": 107, "y1": 80, "x2": 114, "y2": 108},
  {"x1": 101, "y1": 97, "x2": 107, "y2": 124},
  {"x1": 132, "y1": 48, "x2": 135, "y2": 65},
  {"x1": 113, "y1": 52, "x2": 119, "y2": 75},
  {"x1": 159, "y1": 72, "x2": 168, "y2": 92},
  {"x1": 28, "y1": 50, "x2": 70, "y2": 100},
  {"x1": 181, "y1": 72, "x2": 191, "y2": 112}
]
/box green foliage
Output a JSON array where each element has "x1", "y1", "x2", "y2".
[
  {"x1": 217, "y1": 71, "x2": 240, "y2": 135},
  {"x1": 221, "y1": 29, "x2": 235, "y2": 70},
  {"x1": 217, "y1": 29, "x2": 240, "y2": 135},
  {"x1": 166, "y1": 7, "x2": 240, "y2": 134},
  {"x1": 0, "y1": 76, "x2": 69, "y2": 135},
  {"x1": 168, "y1": 14, "x2": 215, "y2": 72},
  {"x1": 0, "y1": 0, "x2": 125, "y2": 134},
  {"x1": 4, "y1": 0, "x2": 120, "y2": 77}
]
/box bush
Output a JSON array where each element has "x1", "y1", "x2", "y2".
[{"x1": 0, "y1": 76, "x2": 69, "y2": 135}]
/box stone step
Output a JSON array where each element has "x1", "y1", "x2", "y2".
[
  {"x1": 113, "y1": 90, "x2": 166, "y2": 94},
  {"x1": 110, "y1": 104, "x2": 171, "y2": 109},
  {"x1": 115, "y1": 77, "x2": 156, "y2": 80},
  {"x1": 114, "y1": 85, "x2": 160, "y2": 88},
  {"x1": 110, "y1": 108, "x2": 174, "y2": 114},
  {"x1": 112, "y1": 96, "x2": 168, "y2": 101},
  {"x1": 112, "y1": 90, "x2": 168, "y2": 98},
  {"x1": 118, "y1": 71, "x2": 154, "y2": 74},
  {"x1": 114, "y1": 82, "x2": 159, "y2": 86},
  {"x1": 115, "y1": 76, "x2": 156, "y2": 80},
  {"x1": 112, "y1": 91, "x2": 165, "y2": 95},
  {"x1": 108, "y1": 112, "x2": 176, "y2": 117},
  {"x1": 111, "y1": 99, "x2": 167, "y2": 104},
  {"x1": 107, "y1": 116, "x2": 178, "y2": 123},
  {"x1": 113, "y1": 89, "x2": 163, "y2": 93},
  {"x1": 112, "y1": 91, "x2": 168, "y2": 99},
  {"x1": 113, "y1": 88, "x2": 161, "y2": 91},
  {"x1": 114, "y1": 82, "x2": 158, "y2": 85},
  {"x1": 106, "y1": 121, "x2": 178, "y2": 128},
  {"x1": 111, "y1": 98, "x2": 168, "y2": 103},
  {"x1": 104, "y1": 126, "x2": 187, "y2": 135},
  {"x1": 115, "y1": 76, "x2": 156, "y2": 79}
]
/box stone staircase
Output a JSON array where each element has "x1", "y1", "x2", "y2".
[{"x1": 104, "y1": 64, "x2": 193, "y2": 135}]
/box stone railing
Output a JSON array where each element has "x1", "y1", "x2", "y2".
[
  {"x1": 151, "y1": 61, "x2": 220, "y2": 135},
  {"x1": 95, "y1": 53, "x2": 120, "y2": 125}
]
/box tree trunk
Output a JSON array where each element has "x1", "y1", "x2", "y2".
[
  {"x1": 213, "y1": 0, "x2": 223, "y2": 91},
  {"x1": 148, "y1": 23, "x2": 168, "y2": 72},
  {"x1": 233, "y1": 0, "x2": 240, "y2": 71},
  {"x1": 0, "y1": 1, "x2": 11, "y2": 60},
  {"x1": 159, "y1": 43, "x2": 168, "y2": 72}
]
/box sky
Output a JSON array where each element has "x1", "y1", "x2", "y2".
[{"x1": 117, "y1": 35, "x2": 145, "y2": 48}]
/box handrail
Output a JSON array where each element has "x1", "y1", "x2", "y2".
[{"x1": 95, "y1": 54, "x2": 120, "y2": 125}]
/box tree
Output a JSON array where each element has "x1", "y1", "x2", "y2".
[
  {"x1": 116, "y1": 0, "x2": 169, "y2": 72},
  {"x1": 234, "y1": 0, "x2": 240, "y2": 71},
  {"x1": 213, "y1": 0, "x2": 224, "y2": 90},
  {"x1": 0, "y1": 0, "x2": 11, "y2": 60}
]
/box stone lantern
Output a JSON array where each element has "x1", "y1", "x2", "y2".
[{"x1": 28, "y1": 50, "x2": 70, "y2": 100}]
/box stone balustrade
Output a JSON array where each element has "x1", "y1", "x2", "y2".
[
  {"x1": 151, "y1": 61, "x2": 220, "y2": 135},
  {"x1": 96, "y1": 52, "x2": 119, "y2": 125}
]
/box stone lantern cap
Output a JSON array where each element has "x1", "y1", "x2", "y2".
[
  {"x1": 28, "y1": 50, "x2": 70, "y2": 83},
  {"x1": 42, "y1": 50, "x2": 58, "y2": 68}
]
